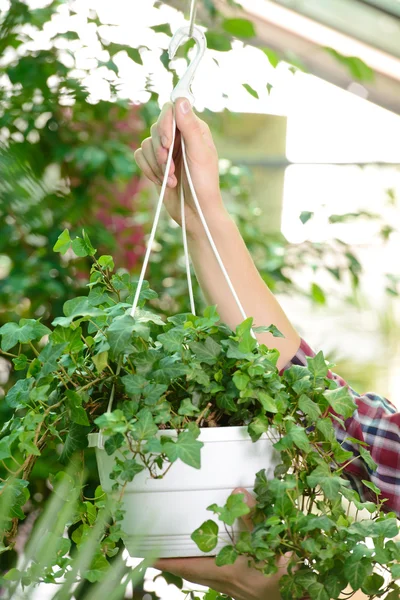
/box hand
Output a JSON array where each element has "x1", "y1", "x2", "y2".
[
  {"x1": 154, "y1": 489, "x2": 290, "y2": 600},
  {"x1": 134, "y1": 98, "x2": 227, "y2": 234}
]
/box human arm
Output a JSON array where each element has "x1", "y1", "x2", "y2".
[{"x1": 134, "y1": 99, "x2": 300, "y2": 372}]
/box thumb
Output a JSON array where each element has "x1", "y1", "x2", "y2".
[
  {"x1": 174, "y1": 97, "x2": 208, "y2": 153},
  {"x1": 232, "y1": 487, "x2": 256, "y2": 532}
]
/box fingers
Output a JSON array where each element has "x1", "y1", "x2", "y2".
[
  {"x1": 232, "y1": 488, "x2": 256, "y2": 531},
  {"x1": 154, "y1": 557, "x2": 216, "y2": 586},
  {"x1": 174, "y1": 97, "x2": 215, "y2": 155},
  {"x1": 133, "y1": 148, "x2": 162, "y2": 186}
]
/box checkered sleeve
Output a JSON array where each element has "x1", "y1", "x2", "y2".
[{"x1": 280, "y1": 339, "x2": 400, "y2": 517}]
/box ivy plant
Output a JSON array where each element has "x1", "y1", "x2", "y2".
[{"x1": 0, "y1": 230, "x2": 399, "y2": 600}]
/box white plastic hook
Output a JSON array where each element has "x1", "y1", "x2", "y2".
[{"x1": 169, "y1": 25, "x2": 206, "y2": 105}]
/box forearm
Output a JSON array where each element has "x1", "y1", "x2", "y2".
[{"x1": 187, "y1": 209, "x2": 300, "y2": 372}]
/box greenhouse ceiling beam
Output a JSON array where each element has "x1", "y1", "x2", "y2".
[{"x1": 164, "y1": 0, "x2": 400, "y2": 116}]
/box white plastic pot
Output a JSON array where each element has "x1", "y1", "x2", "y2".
[{"x1": 88, "y1": 426, "x2": 280, "y2": 558}]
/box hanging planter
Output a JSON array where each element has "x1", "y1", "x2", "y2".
[{"x1": 89, "y1": 426, "x2": 280, "y2": 558}]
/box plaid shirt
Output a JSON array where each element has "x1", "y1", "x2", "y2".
[{"x1": 282, "y1": 339, "x2": 400, "y2": 518}]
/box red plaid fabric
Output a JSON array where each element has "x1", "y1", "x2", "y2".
[{"x1": 281, "y1": 339, "x2": 400, "y2": 518}]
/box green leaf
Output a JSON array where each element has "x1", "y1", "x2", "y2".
[
  {"x1": 307, "y1": 351, "x2": 329, "y2": 378},
  {"x1": 121, "y1": 374, "x2": 148, "y2": 396},
  {"x1": 0, "y1": 319, "x2": 50, "y2": 351},
  {"x1": 92, "y1": 351, "x2": 108, "y2": 373},
  {"x1": 248, "y1": 414, "x2": 270, "y2": 441},
  {"x1": 104, "y1": 433, "x2": 124, "y2": 456},
  {"x1": 125, "y1": 47, "x2": 142, "y2": 65},
  {"x1": 215, "y1": 544, "x2": 238, "y2": 566},
  {"x1": 207, "y1": 493, "x2": 250, "y2": 526},
  {"x1": 191, "y1": 520, "x2": 219, "y2": 552},
  {"x1": 178, "y1": 398, "x2": 200, "y2": 416},
  {"x1": 242, "y1": 83, "x2": 259, "y2": 99},
  {"x1": 157, "y1": 328, "x2": 185, "y2": 353},
  {"x1": 358, "y1": 446, "x2": 378, "y2": 471},
  {"x1": 189, "y1": 337, "x2": 221, "y2": 365},
  {"x1": 60, "y1": 423, "x2": 90, "y2": 464},
  {"x1": 0, "y1": 437, "x2": 12, "y2": 460},
  {"x1": 12, "y1": 354, "x2": 28, "y2": 371},
  {"x1": 131, "y1": 409, "x2": 158, "y2": 441},
  {"x1": 323, "y1": 386, "x2": 357, "y2": 419},
  {"x1": 107, "y1": 314, "x2": 136, "y2": 355},
  {"x1": 50, "y1": 326, "x2": 83, "y2": 354},
  {"x1": 120, "y1": 458, "x2": 145, "y2": 482},
  {"x1": 307, "y1": 464, "x2": 344, "y2": 501},
  {"x1": 261, "y1": 47, "x2": 280, "y2": 68},
  {"x1": 53, "y1": 229, "x2": 71, "y2": 254},
  {"x1": 252, "y1": 324, "x2": 284, "y2": 338},
  {"x1": 232, "y1": 371, "x2": 250, "y2": 391},
  {"x1": 5, "y1": 378, "x2": 34, "y2": 409},
  {"x1": 298, "y1": 394, "x2": 321, "y2": 421},
  {"x1": 52, "y1": 297, "x2": 105, "y2": 327},
  {"x1": 222, "y1": 18, "x2": 255, "y2": 38},
  {"x1": 299, "y1": 211, "x2": 314, "y2": 224},
  {"x1": 289, "y1": 425, "x2": 312, "y2": 453},
  {"x1": 316, "y1": 418, "x2": 336, "y2": 443},
  {"x1": 163, "y1": 430, "x2": 203, "y2": 469},
  {"x1": 256, "y1": 390, "x2": 278, "y2": 413},
  {"x1": 205, "y1": 31, "x2": 231, "y2": 51},
  {"x1": 151, "y1": 23, "x2": 172, "y2": 35},
  {"x1": 65, "y1": 390, "x2": 90, "y2": 426},
  {"x1": 361, "y1": 573, "x2": 385, "y2": 595},
  {"x1": 98, "y1": 255, "x2": 115, "y2": 270},
  {"x1": 71, "y1": 231, "x2": 96, "y2": 257},
  {"x1": 361, "y1": 479, "x2": 381, "y2": 496},
  {"x1": 307, "y1": 582, "x2": 330, "y2": 600},
  {"x1": 324, "y1": 48, "x2": 374, "y2": 82},
  {"x1": 343, "y1": 557, "x2": 372, "y2": 590},
  {"x1": 311, "y1": 283, "x2": 326, "y2": 305}
]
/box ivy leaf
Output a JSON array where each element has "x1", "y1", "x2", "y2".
[
  {"x1": 343, "y1": 557, "x2": 372, "y2": 590},
  {"x1": 0, "y1": 319, "x2": 50, "y2": 351},
  {"x1": 107, "y1": 315, "x2": 136, "y2": 356},
  {"x1": 120, "y1": 458, "x2": 145, "y2": 482},
  {"x1": 157, "y1": 328, "x2": 185, "y2": 353},
  {"x1": 261, "y1": 47, "x2": 280, "y2": 68},
  {"x1": 5, "y1": 378, "x2": 34, "y2": 409},
  {"x1": 205, "y1": 31, "x2": 231, "y2": 51},
  {"x1": 131, "y1": 409, "x2": 158, "y2": 441},
  {"x1": 307, "y1": 351, "x2": 329, "y2": 378},
  {"x1": 215, "y1": 544, "x2": 238, "y2": 566},
  {"x1": 288, "y1": 425, "x2": 312, "y2": 453},
  {"x1": 242, "y1": 83, "x2": 259, "y2": 99},
  {"x1": 207, "y1": 493, "x2": 250, "y2": 526},
  {"x1": 0, "y1": 437, "x2": 12, "y2": 460},
  {"x1": 358, "y1": 446, "x2": 378, "y2": 471},
  {"x1": 256, "y1": 390, "x2": 278, "y2": 413},
  {"x1": 122, "y1": 374, "x2": 148, "y2": 396},
  {"x1": 323, "y1": 386, "x2": 357, "y2": 419},
  {"x1": 361, "y1": 479, "x2": 381, "y2": 496},
  {"x1": 361, "y1": 573, "x2": 385, "y2": 595},
  {"x1": 298, "y1": 395, "x2": 321, "y2": 421},
  {"x1": 71, "y1": 230, "x2": 96, "y2": 257},
  {"x1": 311, "y1": 283, "x2": 326, "y2": 305},
  {"x1": 65, "y1": 390, "x2": 90, "y2": 426},
  {"x1": 151, "y1": 23, "x2": 172, "y2": 35},
  {"x1": 53, "y1": 228, "x2": 71, "y2": 254},
  {"x1": 189, "y1": 337, "x2": 221, "y2": 365},
  {"x1": 232, "y1": 371, "x2": 249, "y2": 391},
  {"x1": 307, "y1": 464, "x2": 344, "y2": 501},
  {"x1": 60, "y1": 423, "x2": 90, "y2": 464},
  {"x1": 307, "y1": 582, "x2": 330, "y2": 600},
  {"x1": 12, "y1": 354, "x2": 28, "y2": 371},
  {"x1": 316, "y1": 418, "x2": 336, "y2": 443},
  {"x1": 300, "y1": 211, "x2": 314, "y2": 224},
  {"x1": 92, "y1": 351, "x2": 108, "y2": 373},
  {"x1": 126, "y1": 47, "x2": 142, "y2": 65},
  {"x1": 178, "y1": 398, "x2": 200, "y2": 416},
  {"x1": 248, "y1": 414, "x2": 270, "y2": 441},
  {"x1": 52, "y1": 297, "x2": 105, "y2": 327},
  {"x1": 191, "y1": 520, "x2": 219, "y2": 552},
  {"x1": 252, "y1": 324, "x2": 284, "y2": 338},
  {"x1": 222, "y1": 18, "x2": 255, "y2": 38},
  {"x1": 104, "y1": 433, "x2": 124, "y2": 456},
  {"x1": 163, "y1": 429, "x2": 203, "y2": 469},
  {"x1": 50, "y1": 326, "x2": 83, "y2": 354}
]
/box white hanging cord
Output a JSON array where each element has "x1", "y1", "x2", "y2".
[
  {"x1": 130, "y1": 120, "x2": 176, "y2": 318},
  {"x1": 180, "y1": 160, "x2": 196, "y2": 315},
  {"x1": 180, "y1": 135, "x2": 257, "y2": 342},
  {"x1": 188, "y1": 0, "x2": 198, "y2": 38}
]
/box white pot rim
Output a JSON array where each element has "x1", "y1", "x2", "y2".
[{"x1": 88, "y1": 425, "x2": 277, "y2": 448}]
